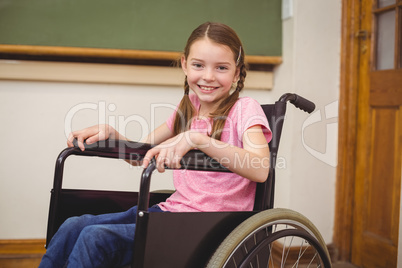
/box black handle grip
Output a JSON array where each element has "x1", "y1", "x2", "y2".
[{"x1": 289, "y1": 94, "x2": 315, "y2": 113}]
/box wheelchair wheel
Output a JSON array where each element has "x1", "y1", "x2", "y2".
[{"x1": 207, "y1": 208, "x2": 331, "y2": 268}]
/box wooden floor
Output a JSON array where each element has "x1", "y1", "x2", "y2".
[
  {"x1": 0, "y1": 238, "x2": 359, "y2": 268},
  {"x1": 0, "y1": 256, "x2": 359, "y2": 268},
  {"x1": 290, "y1": 262, "x2": 358, "y2": 268},
  {"x1": 0, "y1": 239, "x2": 45, "y2": 268},
  {"x1": 0, "y1": 254, "x2": 42, "y2": 268},
  {"x1": 333, "y1": 262, "x2": 359, "y2": 268}
]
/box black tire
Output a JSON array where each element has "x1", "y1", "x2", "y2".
[{"x1": 206, "y1": 208, "x2": 332, "y2": 268}]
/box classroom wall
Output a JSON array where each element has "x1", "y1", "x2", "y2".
[
  {"x1": 0, "y1": 0, "x2": 341, "y2": 244},
  {"x1": 273, "y1": 0, "x2": 341, "y2": 242}
]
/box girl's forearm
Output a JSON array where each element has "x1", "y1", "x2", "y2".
[
  {"x1": 109, "y1": 125, "x2": 129, "y2": 141},
  {"x1": 191, "y1": 132, "x2": 270, "y2": 183}
]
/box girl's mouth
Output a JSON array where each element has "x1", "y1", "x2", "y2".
[{"x1": 198, "y1": 85, "x2": 218, "y2": 92}]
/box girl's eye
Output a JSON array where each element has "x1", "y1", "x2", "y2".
[
  {"x1": 217, "y1": 66, "x2": 229, "y2": 71},
  {"x1": 192, "y1": 63, "x2": 203, "y2": 68}
]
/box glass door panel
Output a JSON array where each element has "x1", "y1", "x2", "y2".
[
  {"x1": 378, "y1": 0, "x2": 396, "y2": 8},
  {"x1": 376, "y1": 10, "x2": 396, "y2": 70}
]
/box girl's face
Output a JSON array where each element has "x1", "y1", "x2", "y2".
[{"x1": 181, "y1": 38, "x2": 240, "y2": 112}]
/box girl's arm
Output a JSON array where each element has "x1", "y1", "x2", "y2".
[
  {"x1": 67, "y1": 123, "x2": 174, "y2": 150},
  {"x1": 124, "y1": 123, "x2": 174, "y2": 166},
  {"x1": 141, "y1": 123, "x2": 175, "y2": 145},
  {"x1": 142, "y1": 125, "x2": 270, "y2": 183}
]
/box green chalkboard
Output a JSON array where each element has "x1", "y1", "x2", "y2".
[{"x1": 0, "y1": 0, "x2": 282, "y2": 57}]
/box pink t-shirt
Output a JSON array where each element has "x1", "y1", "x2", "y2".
[{"x1": 157, "y1": 94, "x2": 272, "y2": 212}]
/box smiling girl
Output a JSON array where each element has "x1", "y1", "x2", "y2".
[{"x1": 40, "y1": 22, "x2": 272, "y2": 268}]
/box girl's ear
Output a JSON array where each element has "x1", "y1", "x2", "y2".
[{"x1": 181, "y1": 55, "x2": 188, "y2": 76}]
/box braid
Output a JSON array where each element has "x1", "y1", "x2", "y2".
[
  {"x1": 173, "y1": 76, "x2": 195, "y2": 136},
  {"x1": 209, "y1": 91, "x2": 238, "y2": 140},
  {"x1": 184, "y1": 77, "x2": 190, "y2": 95},
  {"x1": 235, "y1": 63, "x2": 247, "y2": 92},
  {"x1": 210, "y1": 62, "x2": 247, "y2": 140}
]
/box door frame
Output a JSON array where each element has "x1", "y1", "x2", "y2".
[{"x1": 333, "y1": 0, "x2": 362, "y2": 261}]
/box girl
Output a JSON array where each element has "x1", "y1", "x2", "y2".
[{"x1": 39, "y1": 22, "x2": 272, "y2": 267}]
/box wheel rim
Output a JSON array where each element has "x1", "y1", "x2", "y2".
[
  {"x1": 223, "y1": 220, "x2": 329, "y2": 268},
  {"x1": 207, "y1": 209, "x2": 331, "y2": 268},
  {"x1": 237, "y1": 229, "x2": 330, "y2": 268}
]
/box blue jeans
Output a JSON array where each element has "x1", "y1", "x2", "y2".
[{"x1": 39, "y1": 205, "x2": 163, "y2": 268}]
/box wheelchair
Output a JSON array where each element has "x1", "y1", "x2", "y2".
[{"x1": 45, "y1": 93, "x2": 332, "y2": 268}]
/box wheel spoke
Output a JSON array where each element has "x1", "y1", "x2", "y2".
[
  {"x1": 256, "y1": 254, "x2": 260, "y2": 268},
  {"x1": 306, "y1": 252, "x2": 320, "y2": 268},
  {"x1": 268, "y1": 243, "x2": 274, "y2": 268},
  {"x1": 283, "y1": 235, "x2": 294, "y2": 266},
  {"x1": 232, "y1": 257, "x2": 238, "y2": 268},
  {"x1": 281, "y1": 235, "x2": 287, "y2": 268},
  {"x1": 296, "y1": 242, "x2": 310, "y2": 265},
  {"x1": 207, "y1": 209, "x2": 330, "y2": 268},
  {"x1": 293, "y1": 238, "x2": 304, "y2": 268}
]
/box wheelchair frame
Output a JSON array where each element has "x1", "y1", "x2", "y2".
[{"x1": 45, "y1": 93, "x2": 331, "y2": 267}]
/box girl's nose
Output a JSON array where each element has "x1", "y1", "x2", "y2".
[{"x1": 202, "y1": 68, "x2": 215, "y2": 82}]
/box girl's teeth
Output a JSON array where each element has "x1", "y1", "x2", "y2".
[{"x1": 200, "y1": 86, "x2": 215, "y2": 91}]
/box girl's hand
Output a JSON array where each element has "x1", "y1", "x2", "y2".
[
  {"x1": 142, "y1": 125, "x2": 269, "y2": 182},
  {"x1": 67, "y1": 124, "x2": 121, "y2": 151},
  {"x1": 142, "y1": 131, "x2": 199, "y2": 173}
]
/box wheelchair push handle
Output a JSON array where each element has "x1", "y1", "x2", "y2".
[{"x1": 280, "y1": 93, "x2": 315, "y2": 113}]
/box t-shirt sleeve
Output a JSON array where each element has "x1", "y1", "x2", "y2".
[
  {"x1": 236, "y1": 98, "x2": 272, "y2": 143},
  {"x1": 165, "y1": 108, "x2": 176, "y2": 132}
]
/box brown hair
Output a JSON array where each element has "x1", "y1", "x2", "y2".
[{"x1": 173, "y1": 22, "x2": 247, "y2": 140}]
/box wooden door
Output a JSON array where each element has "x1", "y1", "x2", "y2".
[
  {"x1": 351, "y1": 0, "x2": 402, "y2": 267},
  {"x1": 334, "y1": 0, "x2": 402, "y2": 266}
]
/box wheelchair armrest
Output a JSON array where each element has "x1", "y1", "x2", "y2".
[{"x1": 71, "y1": 139, "x2": 229, "y2": 172}]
